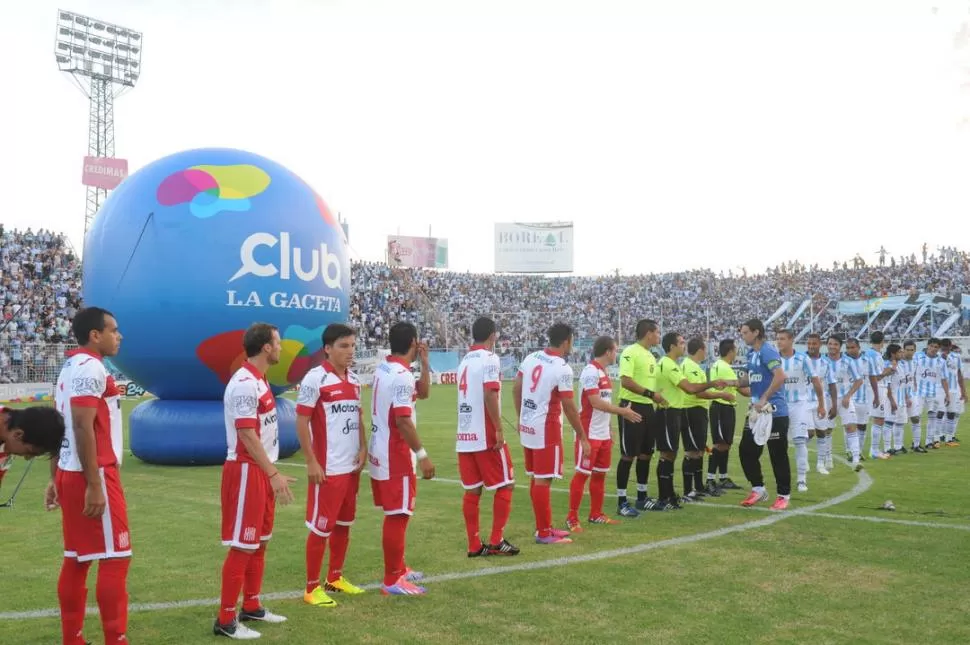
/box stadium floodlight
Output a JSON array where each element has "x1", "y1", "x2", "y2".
[{"x1": 54, "y1": 9, "x2": 143, "y2": 240}]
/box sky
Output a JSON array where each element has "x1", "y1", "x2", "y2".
[{"x1": 3, "y1": 0, "x2": 969, "y2": 276}]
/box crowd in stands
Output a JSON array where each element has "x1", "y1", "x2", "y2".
[{"x1": 2, "y1": 225, "x2": 969, "y2": 384}]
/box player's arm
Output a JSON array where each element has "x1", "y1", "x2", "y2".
[
  {"x1": 559, "y1": 365, "x2": 590, "y2": 457},
  {"x1": 756, "y1": 361, "x2": 786, "y2": 411},
  {"x1": 868, "y1": 370, "x2": 881, "y2": 405},
  {"x1": 45, "y1": 455, "x2": 59, "y2": 511},
  {"x1": 415, "y1": 343, "x2": 431, "y2": 399},
  {"x1": 232, "y1": 385, "x2": 294, "y2": 504},
  {"x1": 886, "y1": 381, "x2": 898, "y2": 412},
  {"x1": 677, "y1": 377, "x2": 717, "y2": 394},
  {"x1": 355, "y1": 401, "x2": 367, "y2": 472},
  {"x1": 392, "y1": 376, "x2": 434, "y2": 478},
  {"x1": 69, "y1": 371, "x2": 107, "y2": 518},
  {"x1": 620, "y1": 355, "x2": 663, "y2": 404},
  {"x1": 960, "y1": 365, "x2": 967, "y2": 401},
  {"x1": 941, "y1": 368, "x2": 951, "y2": 403},
  {"x1": 483, "y1": 356, "x2": 504, "y2": 448},
  {"x1": 295, "y1": 377, "x2": 324, "y2": 484},
  {"x1": 512, "y1": 371, "x2": 523, "y2": 421}
]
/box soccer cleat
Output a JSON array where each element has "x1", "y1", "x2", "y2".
[
  {"x1": 913, "y1": 446, "x2": 928, "y2": 454},
  {"x1": 719, "y1": 478, "x2": 743, "y2": 490},
  {"x1": 796, "y1": 481, "x2": 808, "y2": 493},
  {"x1": 887, "y1": 449, "x2": 897, "y2": 456},
  {"x1": 381, "y1": 577, "x2": 427, "y2": 595},
  {"x1": 816, "y1": 463, "x2": 830, "y2": 475},
  {"x1": 468, "y1": 544, "x2": 491, "y2": 558},
  {"x1": 634, "y1": 497, "x2": 654, "y2": 511},
  {"x1": 770, "y1": 496, "x2": 790, "y2": 511},
  {"x1": 565, "y1": 516, "x2": 584, "y2": 533},
  {"x1": 825, "y1": 456, "x2": 834, "y2": 470},
  {"x1": 487, "y1": 539, "x2": 521, "y2": 556},
  {"x1": 549, "y1": 528, "x2": 570, "y2": 539},
  {"x1": 617, "y1": 501, "x2": 641, "y2": 518},
  {"x1": 657, "y1": 497, "x2": 682, "y2": 510},
  {"x1": 945, "y1": 440, "x2": 959, "y2": 447},
  {"x1": 952, "y1": 437, "x2": 961, "y2": 444},
  {"x1": 704, "y1": 482, "x2": 723, "y2": 497},
  {"x1": 403, "y1": 567, "x2": 424, "y2": 582},
  {"x1": 239, "y1": 608, "x2": 287, "y2": 624},
  {"x1": 679, "y1": 494, "x2": 696, "y2": 504},
  {"x1": 741, "y1": 490, "x2": 768, "y2": 507},
  {"x1": 588, "y1": 513, "x2": 620, "y2": 525},
  {"x1": 535, "y1": 533, "x2": 573, "y2": 545},
  {"x1": 304, "y1": 587, "x2": 338, "y2": 607},
  {"x1": 325, "y1": 576, "x2": 366, "y2": 594},
  {"x1": 897, "y1": 446, "x2": 909, "y2": 454},
  {"x1": 854, "y1": 462, "x2": 864, "y2": 472},
  {"x1": 693, "y1": 489, "x2": 708, "y2": 499},
  {"x1": 214, "y1": 619, "x2": 262, "y2": 640},
  {"x1": 926, "y1": 443, "x2": 937, "y2": 450}
]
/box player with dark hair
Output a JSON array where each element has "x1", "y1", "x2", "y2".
[
  {"x1": 805, "y1": 333, "x2": 838, "y2": 473},
  {"x1": 51, "y1": 306, "x2": 130, "y2": 645},
  {"x1": 863, "y1": 331, "x2": 895, "y2": 459},
  {"x1": 297, "y1": 323, "x2": 368, "y2": 608},
  {"x1": 902, "y1": 340, "x2": 925, "y2": 451},
  {"x1": 706, "y1": 339, "x2": 748, "y2": 493},
  {"x1": 0, "y1": 406, "x2": 65, "y2": 459},
  {"x1": 680, "y1": 338, "x2": 732, "y2": 501},
  {"x1": 827, "y1": 335, "x2": 865, "y2": 469},
  {"x1": 456, "y1": 317, "x2": 519, "y2": 557},
  {"x1": 369, "y1": 322, "x2": 434, "y2": 594},
  {"x1": 215, "y1": 322, "x2": 295, "y2": 639},
  {"x1": 777, "y1": 329, "x2": 826, "y2": 492},
  {"x1": 882, "y1": 343, "x2": 909, "y2": 455},
  {"x1": 514, "y1": 323, "x2": 588, "y2": 543},
  {"x1": 914, "y1": 338, "x2": 950, "y2": 450},
  {"x1": 940, "y1": 339, "x2": 965, "y2": 445},
  {"x1": 566, "y1": 335, "x2": 639, "y2": 532}
]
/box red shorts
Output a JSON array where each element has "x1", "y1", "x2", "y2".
[
  {"x1": 575, "y1": 438, "x2": 613, "y2": 474},
  {"x1": 221, "y1": 461, "x2": 276, "y2": 549},
  {"x1": 56, "y1": 466, "x2": 131, "y2": 562},
  {"x1": 371, "y1": 473, "x2": 416, "y2": 516},
  {"x1": 458, "y1": 445, "x2": 515, "y2": 490},
  {"x1": 305, "y1": 471, "x2": 360, "y2": 537},
  {"x1": 523, "y1": 444, "x2": 563, "y2": 479}
]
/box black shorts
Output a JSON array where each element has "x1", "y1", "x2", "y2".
[
  {"x1": 683, "y1": 407, "x2": 708, "y2": 452},
  {"x1": 655, "y1": 407, "x2": 685, "y2": 453},
  {"x1": 618, "y1": 400, "x2": 656, "y2": 457},
  {"x1": 710, "y1": 402, "x2": 737, "y2": 446}
]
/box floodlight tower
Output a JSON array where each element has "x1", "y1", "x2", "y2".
[{"x1": 54, "y1": 10, "x2": 142, "y2": 239}]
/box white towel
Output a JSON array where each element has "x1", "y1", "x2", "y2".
[{"x1": 748, "y1": 403, "x2": 776, "y2": 446}]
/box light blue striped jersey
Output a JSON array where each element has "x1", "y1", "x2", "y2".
[
  {"x1": 863, "y1": 347, "x2": 887, "y2": 394},
  {"x1": 943, "y1": 351, "x2": 962, "y2": 392},
  {"x1": 886, "y1": 360, "x2": 909, "y2": 406},
  {"x1": 781, "y1": 351, "x2": 816, "y2": 403},
  {"x1": 850, "y1": 355, "x2": 871, "y2": 404},
  {"x1": 806, "y1": 354, "x2": 836, "y2": 402},
  {"x1": 830, "y1": 354, "x2": 863, "y2": 398},
  {"x1": 898, "y1": 359, "x2": 916, "y2": 399},
  {"x1": 914, "y1": 351, "x2": 948, "y2": 398}
]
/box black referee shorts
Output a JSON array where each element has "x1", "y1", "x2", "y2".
[
  {"x1": 683, "y1": 406, "x2": 708, "y2": 452},
  {"x1": 618, "y1": 400, "x2": 656, "y2": 457},
  {"x1": 654, "y1": 407, "x2": 684, "y2": 454},
  {"x1": 710, "y1": 401, "x2": 737, "y2": 446}
]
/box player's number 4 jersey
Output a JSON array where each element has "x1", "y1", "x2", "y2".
[{"x1": 456, "y1": 347, "x2": 502, "y2": 453}]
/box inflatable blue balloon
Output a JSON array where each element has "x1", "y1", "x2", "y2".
[{"x1": 83, "y1": 148, "x2": 350, "y2": 465}]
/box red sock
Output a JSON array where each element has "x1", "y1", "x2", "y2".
[
  {"x1": 58, "y1": 557, "x2": 91, "y2": 645},
  {"x1": 382, "y1": 514, "x2": 409, "y2": 586},
  {"x1": 96, "y1": 557, "x2": 130, "y2": 643},
  {"x1": 490, "y1": 486, "x2": 513, "y2": 545},
  {"x1": 462, "y1": 492, "x2": 482, "y2": 551},
  {"x1": 568, "y1": 471, "x2": 589, "y2": 519},
  {"x1": 589, "y1": 472, "x2": 607, "y2": 517},
  {"x1": 218, "y1": 548, "x2": 251, "y2": 625},
  {"x1": 242, "y1": 542, "x2": 267, "y2": 612},
  {"x1": 326, "y1": 524, "x2": 350, "y2": 584},
  {"x1": 305, "y1": 533, "x2": 327, "y2": 593},
  {"x1": 530, "y1": 481, "x2": 552, "y2": 537}
]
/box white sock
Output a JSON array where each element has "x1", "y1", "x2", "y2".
[
  {"x1": 883, "y1": 423, "x2": 894, "y2": 452},
  {"x1": 842, "y1": 427, "x2": 849, "y2": 453},
  {"x1": 946, "y1": 416, "x2": 956, "y2": 441},
  {"x1": 871, "y1": 424, "x2": 883, "y2": 456},
  {"x1": 847, "y1": 432, "x2": 860, "y2": 462},
  {"x1": 823, "y1": 435, "x2": 833, "y2": 462},
  {"x1": 894, "y1": 422, "x2": 905, "y2": 450},
  {"x1": 953, "y1": 415, "x2": 961, "y2": 439},
  {"x1": 911, "y1": 420, "x2": 921, "y2": 447},
  {"x1": 794, "y1": 436, "x2": 808, "y2": 481}
]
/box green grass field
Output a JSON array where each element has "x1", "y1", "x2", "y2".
[{"x1": 2, "y1": 385, "x2": 969, "y2": 645}]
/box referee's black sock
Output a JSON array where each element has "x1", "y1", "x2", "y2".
[
  {"x1": 707, "y1": 451, "x2": 718, "y2": 480},
  {"x1": 616, "y1": 459, "x2": 632, "y2": 506},
  {"x1": 681, "y1": 456, "x2": 693, "y2": 495},
  {"x1": 635, "y1": 458, "x2": 649, "y2": 501},
  {"x1": 657, "y1": 459, "x2": 675, "y2": 500},
  {"x1": 693, "y1": 457, "x2": 704, "y2": 492}
]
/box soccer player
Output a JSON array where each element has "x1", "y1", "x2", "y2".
[
  {"x1": 566, "y1": 335, "x2": 640, "y2": 532},
  {"x1": 615, "y1": 319, "x2": 666, "y2": 517},
  {"x1": 215, "y1": 322, "x2": 295, "y2": 640},
  {"x1": 455, "y1": 317, "x2": 519, "y2": 556},
  {"x1": 50, "y1": 307, "x2": 130, "y2": 645},
  {"x1": 882, "y1": 343, "x2": 909, "y2": 455},
  {"x1": 654, "y1": 333, "x2": 725, "y2": 508},
  {"x1": 805, "y1": 333, "x2": 838, "y2": 474},
  {"x1": 827, "y1": 336, "x2": 865, "y2": 470},
  {"x1": 846, "y1": 338, "x2": 885, "y2": 460},
  {"x1": 514, "y1": 323, "x2": 588, "y2": 544},
  {"x1": 777, "y1": 329, "x2": 825, "y2": 492},
  {"x1": 369, "y1": 322, "x2": 435, "y2": 595},
  {"x1": 736, "y1": 319, "x2": 791, "y2": 510},
  {"x1": 940, "y1": 339, "x2": 965, "y2": 445},
  {"x1": 0, "y1": 406, "x2": 65, "y2": 459},
  {"x1": 863, "y1": 331, "x2": 895, "y2": 459},
  {"x1": 681, "y1": 338, "x2": 732, "y2": 501},
  {"x1": 914, "y1": 338, "x2": 950, "y2": 450},
  {"x1": 707, "y1": 339, "x2": 749, "y2": 493},
  {"x1": 903, "y1": 341, "x2": 926, "y2": 452},
  {"x1": 296, "y1": 323, "x2": 368, "y2": 609}
]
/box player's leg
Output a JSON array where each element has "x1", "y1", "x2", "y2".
[
  {"x1": 718, "y1": 405, "x2": 740, "y2": 488},
  {"x1": 615, "y1": 401, "x2": 641, "y2": 517},
  {"x1": 634, "y1": 404, "x2": 654, "y2": 510},
  {"x1": 691, "y1": 408, "x2": 708, "y2": 497},
  {"x1": 567, "y1": 439, "x2": 592, "y2": 531},
  {"x1": 654, "y1": 409, "x2": 682, "y2": 509},
  {"x1": 706, "y1": 403, "x2": 722, "y2": 489},
  {"x1": 56, "y1": 468, "x2": 94, "y2": 645},
  {"x1": 870, "y1": 409, "x2": 886, "y2": 459},
  {"x1": 766, "y1": 416, "x2": 792, "y2": 510},
  {"x1": 792, "y1": 407, "x2": 810, "y2": 492},
  {"x1": 738, "y1": 421, "x2": 768, "y2": 507},
  {"x1": 681, "y1": 407, "x2": 706, "y2": 501},
  {"x1": 530, "y1": 445, "x2": 569, "y2": 544},
  {"x1": 304, "y1": 480, "x2": 334, "y2": 603},
  {"x1": 379, "y1": 474, "x2": 425, "y2": 594},
  {"x1": 326, "y1": 472, "x2": 365, "y2": 592},
  {"x1": 94, "y1": 466, "x2": 132, "y2": 644},
  {"x1": 587, "y1": 439, "x2": 617, "y2": 524},
  {"x1": 458, "y1": 452, "x2": 487, "y2": 554},
  {"x1": 484, "y1": 445, "x2": 518, "y2": 554}
]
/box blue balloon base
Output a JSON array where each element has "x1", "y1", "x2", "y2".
[{"x1": 130, "y1": 398, "x2": 300, "y2": 466}]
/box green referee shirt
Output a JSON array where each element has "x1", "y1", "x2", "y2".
[
  {"x1": 657, "y1": 356, "x2": 687, "y2": 409},
  {"x1": 709, "y1": 359, "x2": 738, "y2": 407},
  {"x1": 681, "y1": 357, "x2": 710, "y2": 409},
  {"x1": 618, "y1": 342, "x2": 656, "y2": 405}
]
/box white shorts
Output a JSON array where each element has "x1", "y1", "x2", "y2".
[
  {"x1": 835, "y1": 399, "x2": 858, "y2": 426},
  {"x1": 870, "y1": 392, "x2": 891, "y2": 419},
  {"x1": 815, "y1": 398, "x2": 834, "y2": 430},
  {"x1": 854, "y1": 402, "x2": 870, "y2": 425},
  {"x1": 788, "y1": 402, "x2": 814, "y2": 440},
  {"x1": 947, "y1": 397, "x2": 965, "y2": 415},
  {"x1": 908, "y1": 397, "x2": 923, "y2": 419},
  {"x1": 889, "y1": 404, "x2": 909, "y2": 426},
  {"x1": 925, "y1": 392, "x2": 947, "y2": 415}
]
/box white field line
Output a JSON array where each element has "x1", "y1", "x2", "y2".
[{"x1": 0, "y1": 462, "x2": 872, "y2": 621}]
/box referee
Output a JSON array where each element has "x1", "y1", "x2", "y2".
[{"x1": 616, "y1": 319, "x2": 667, "y2": 517}]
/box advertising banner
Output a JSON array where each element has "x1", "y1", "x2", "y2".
[
  {"x1": 494, "y1": 222, "x2": 573, "y2": 273},
  {"x1": 82, "y1": 156, "x2": 129, "y2": 190},
  {"x1": 387, "y1": 235, "x2": 448, "y2": 268}
]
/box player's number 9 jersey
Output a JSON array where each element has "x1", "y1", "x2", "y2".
[{"x1": 517, "y1": 350, "x2": 574, "y2": 450}]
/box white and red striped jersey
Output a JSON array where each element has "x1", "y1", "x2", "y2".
[
  {"x1": 223, "y1": 362, "x2": 279, "y2": 464},
  {"x1": 517, "y1": 349, "x2": 574, "y2": 450},
  {"x1": 296, "y1": 361, "x2": 363, "y2": 476},
  {"x1": 456, "y1": 345, "x2": 502, "y2": 453},
  {"x1": 579, "y1": 361, "x2": 612, "y2": 441},
  {"x1": 54, "y1": 349, "x2": 123, "y2": 471},
  {"x1": 368, "y1": 356, "x2": 417, "y2": 481}
]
